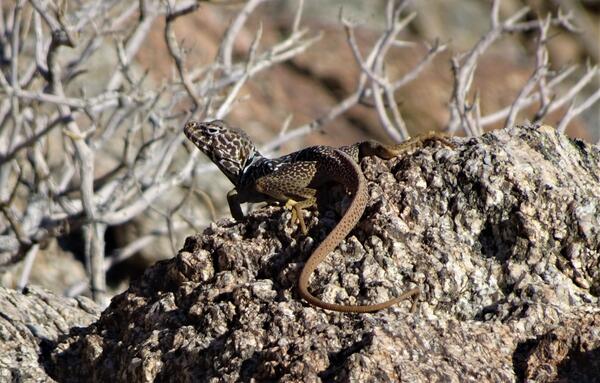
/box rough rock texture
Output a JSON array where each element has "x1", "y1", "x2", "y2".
[
  {"x1": 0, "y1": 286, "x2": 100, "y2": 382},
  {"x1": 46, "y1": 125, "x2": 599, "y2": 382}
]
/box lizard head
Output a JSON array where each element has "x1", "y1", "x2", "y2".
[{"x1": 184, "y1": 119, "x2": 259, "y2": 185}]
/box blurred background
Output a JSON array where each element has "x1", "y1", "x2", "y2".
[{"x1": 0, "y1": 0, "x2": 598, "y2": 304}]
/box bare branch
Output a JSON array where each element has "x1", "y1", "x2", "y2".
[
  {"x1": 218, "y1": 0, "x2": 267, "y2": 70},
  {"x1": 504, "y1": 66, "x2": 546, "y2": 130},
  {"x1": 478, "y1": 65, "x2": 578, "y2": 126},
  {"x1": 164, "y1": 3, "x2": 202, "y2": 111},
  {"x1": 215, "y1": 22, "x2": 263, "y2": 119},
  {"x1": 106, "y1": 1, "x2": 157, "y2": 91},
  {"x1": 557, "y1": 87, "x2": 600, "y2": 133},
  {"x1": 447, "y1": 6, "x2": 532, "y2": 134},
  {"x1": 17, "y1": 244, "x2": 39, "y2": 292},
  {"x1": 265, "y1": 1, "x2": 442, "y2": 149},
  {"x1": 292, "y1": 0, "x2": 305, "y2": 33},
  {"x1": 391, "y1": 39, "x2": 446, "y2": 90}
]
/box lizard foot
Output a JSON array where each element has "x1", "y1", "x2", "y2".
[{"x1": 284, "y1": 199, "x2": 308, "y2": 235}]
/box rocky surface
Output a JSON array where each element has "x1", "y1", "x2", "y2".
[
  {"x1": 39, "y1": 125, "x2": 599, "y2": 382},
  {"x1": 0, "y1": 286, "x2": 100, "y2": 382}
]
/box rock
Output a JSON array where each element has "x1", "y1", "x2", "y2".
[
  {"x1": 0, "y1": 286, "x2": 100, "y2": 382},
  {"x1": 41, "y1": 125, "x2": 600, "y2": 381}
]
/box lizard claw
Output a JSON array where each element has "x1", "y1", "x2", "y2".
[{"x1": 285, "y1": 199, "x2": 308, "y2": 235}]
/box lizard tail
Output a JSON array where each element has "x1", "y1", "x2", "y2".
[{"x1": 298, "y1": 150, "x2": 419, "y2": 313}]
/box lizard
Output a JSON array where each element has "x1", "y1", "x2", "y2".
[{"x1": 184, "y1": 119, "x2": 454, "y2": 313}]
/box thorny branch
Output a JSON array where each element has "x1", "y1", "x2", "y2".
[{"x1": 0, "y1": 0, "x2": 597, "y2": 303}]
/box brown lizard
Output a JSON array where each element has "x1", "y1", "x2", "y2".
[{"x1": 184, "y1": 119, "x2": 453, "y2": 313}]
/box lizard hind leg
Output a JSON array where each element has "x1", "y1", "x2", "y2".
[
  {"x1": 355, "y1": 133, "x2": 455, "y2": 160},
  {"x1": 254, "y1": 162, "x2": 319, "y2": 234},
  {"x1": 285, "y1": 197, "x2": 317, "y2": 235}
]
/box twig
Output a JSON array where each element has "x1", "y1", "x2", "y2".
[
  {"x1": 503, "y1": 65, "x2": 546, "y2": 130},
  {"x1": 217, "y1": 0, "x2": 266, "y2": 70},
  {"x1": 216, "y1": 22, "x2": 263, "y2": 119},
  {"x1": 557, "y1": 87, "x2": 600, "y2": 133},
  {"x1": 17, "y1": 244, "x2": 39, "y2": 292},
  {"x1": 448, "y1": 3, "x2": 532, "y2": 134},
  {"x1": 164, "y1": 2, "x2": 202, "y2": 111}
]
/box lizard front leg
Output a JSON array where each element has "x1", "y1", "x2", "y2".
[{"x1": 227, "y1": 189, "x2": 244, "y2": 220}]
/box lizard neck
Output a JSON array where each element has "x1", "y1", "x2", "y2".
[
  {"x1": 211, "y1": 146, "x2": 262, "y2": 188},
  {"x1": 242, "y1": 150, "x2": 267, "y2": 171}
]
